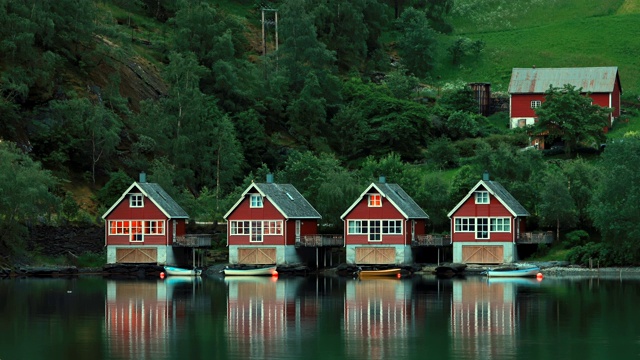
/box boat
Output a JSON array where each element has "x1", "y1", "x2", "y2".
[
  {"x1": 358, "y1": 268, "x2": 402, "y2": 277},
  {"x1": 486, "y1": 266, "x2": 540, "y2": 278},
  {"x1": 164, "y1": 266, "x2": 202, "y2": 276},
  {"x1": 487, "y1": 277, "x2": 542, "y2": 286},
  {"x1": 223, "y1": 265, "x2": 278, "y2": 276}
]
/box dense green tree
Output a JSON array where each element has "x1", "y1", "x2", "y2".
[
  {"x1": 411, "y1": 0, "x2": 454, "y2": 33},
  {"x1": 444, "y1": 110, "x2": 480, "y2": 140},
  {"x1": 420, "y1": 173, "x2": 453, "y2": 231},
  {"x1": 48, "y1": 98, "x2": 123, "y2": 184},
  {"x1": 395, "y1": 7, "x2": 438, "y2": 77},
  {"x1": 534, "y1": 84, "x2": 612, "y2": 154},
  {"x1": 232, "y1": 110, "x2": 268, "y2": 170},
  {"x1": 358, "y1": 153, "x2": 423, "y2": 201},
  {"x1": 562, "y1": 158, "x2": 599, "y2": 227},
  {"x1": 383, "y1": 66, "x2": 420, "y2": 100},
  {"x1": 537, "y1": 167, "x2": 577, "y2": 242},
  {"x1": 96, "y1": 170, "x2": 134, "y2": 209},
  {"x1": 590, "y1": 136, "x2": 640, "y2": 264},
  {"x1": 286, "y1": 73, "x2": 328, "y2": 150},
  {"x1": 438, "y1": 86, "x2": 478, "y2": 114},
  {"x1": 0, "y1": 142, "x2": 58, "y2": 255},
  {"x1": 425, "y1": 137, "x2": 459, "y2": 169}
]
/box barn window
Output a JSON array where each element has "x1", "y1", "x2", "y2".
[
  {"x1": 368, "y1": 220, "x2": 381, "y2": 241},
  {"x1": 230, "y1": 221, "x2": 250, "y2": 235},
  {"x1": 130, "y1": 194, "x2": 143, "y2": 207},
  {"x1": 530, "y1": 100, "x2": 541, "y2": 109},
  {"x1": 144, "y1": 220, "x2": 165, "y2": 235},
  {"x1": 476, "y1": 218, "x2": 489, "y2": 239},
  {"x1": 250, "y1": 194, "x2": 263, "y2": 208},
  {"x1": 130, "y1": 220, "x2": 143, "y2": 242},
  {"x1": 368, "y1": 194, "x2": 382, "y2": 207},
  {"x1": 475, "y1": 191, "x2": 489, "y2": 204},
  {"x1": 490, "y1": 218, "x2": 511, "y2": 232},
  {"x1": 454, "y1": 218, "x2": 475, "y2": 232}
]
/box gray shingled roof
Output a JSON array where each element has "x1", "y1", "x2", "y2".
[
  {"x1": 481, "y1": 181, "x2": 530, "y2": 216},
  {"x1": 137, "y1": 182, "x2": 189, "y2": 218},
  {"x1": 255, "y1": 183, "x2": 321, "y2": 219},
  {"x1": 375, "y1": 182, "x2": 429, "y2": 219},
  {"x1": 508, "y1": 67, "x2": 619, "y2": 94}
]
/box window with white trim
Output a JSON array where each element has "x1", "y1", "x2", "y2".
[
  {"x1": 109, "y1": 220, "x2": 131, "y2": 235},
  {"x1": 347, "y1": 219, "x2": 402, "y2": 241},
  {"x1": 531, "y1": 100, "x2": 541, "y2": 109},
  {"x1": 250, "y1": 221, "x2": 263, "y2": 242},
  {"x1": 130, "y1": 194, "x2": 143, "y2": 207},
  {"x1": 250, "y1": 194, "x2": 263, "y2": 208},
  {"x1": 454, "y1": 218, "x2": 475, "y2": 232},
  {"x1": 369, "y1": 220, "x2": 381, "y2": 241},
  {"x1": 368, "y1": 194, "x2": 382, "y2": 207},
  {"x1": 475, "y1": 191, "x2": 489, "y2": 204},
  {"x1": 230, "y1": 221, "x2": 250, "y2": 235},
  {"x1": 490, "y1": 218, "x2": 511, "y2": 232},
  {"x1": 130, "y1": 220, "x2": 143, "y2": 242},
  {"x1": 476, "y1": 218, "x2": 489, "y2": 239},
  {"x1": 263, "y1": 221, "x2": 283, "y2": 235},
  {"x1": 144, "y1": 220, "x2": 165, "y2": 235}
]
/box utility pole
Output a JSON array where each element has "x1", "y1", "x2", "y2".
[{"x1": 261, "y1": 8, "x2": 278, "y2": 56}]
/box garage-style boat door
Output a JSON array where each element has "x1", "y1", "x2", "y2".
[
  {"x1": 238, "y1": 248, "x2": 277, "y2": 264},
  {"x1": 116, "y1": 248, "x2": 157, "y2": 263},
  {"x1": 355, "y1": 247, "x2": 396, "y2": 264},
  {"x1": 462, "y1": 245, "x2": 503, "y2": 264}
]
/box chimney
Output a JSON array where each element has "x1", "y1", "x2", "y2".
[
  {"x1": 139, "y1": 171, "x2": 147, "y2": 183},
  {"x1": 379, "y1": 176, "x2": 386, "y2": 184},
  {"x1": 266, "y1": 173, "x2": 274, "y2": 183},
  {"x1": 482, "y1": 171, "x2": 490, "y2": 181}
]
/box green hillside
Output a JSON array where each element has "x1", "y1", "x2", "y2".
[{"x1": 437, "y1": 0, "x2": 640, "y2": 94}]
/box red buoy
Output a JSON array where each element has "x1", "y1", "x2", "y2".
[
  {"x1": 160, "y1": 272, "x2": 165, "y2": 279},
  {"x1": 536, "y1": 272, "x2": 543, "y2": 280}
]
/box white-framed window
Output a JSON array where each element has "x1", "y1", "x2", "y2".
[
  {"x1": 347, "y1": 219, "x2": 402, "y2": 241},
  {"x1": 490, "y1": 218, "x2": 511, "y2": 232},
  {"x1": 369, "y1": 220, "x2": 381, "y2": 241},
  {"x1": 531, "y1": 100, "x2": 541, "y2": 109},
  {"x1": 230, "y1": 221, "x2": 250, "y2": 235},
  {"x1": 454, "y1": 218, "x2": 475, "y2": 232},
  {"x1": 475, "y1": 191, "x2": 489, "y2": 204},
  {"x1": 250, "y1": 194, "x2": 263, "y2": 208},
  {"x1": 368, "y1": 194, "x2": 382, "y2": 207},
  {"x1": 130, "y1": 220, "x2": 143, "y2": 242},
  {"x1": 230, "y1": 220, "x2": 283, "y2": 239},
  {"x1": 109, "y1": 220, "x2": 165, "y2": 237},
  {"x1": 476, "y1": 218, "x2": 489, "y2": 239},
  {"x1": 109, "y1": 220, "x2": 131, "y2": 235},
  {"x1": 130, "y1": 194, "x2": 143, "y2": 207},
  {"x1": 144, "y1": 220, "x2": 165, "y2": 235},
  {"x1": 382, "y1": 220, "x2": 403, "y2": 234}
]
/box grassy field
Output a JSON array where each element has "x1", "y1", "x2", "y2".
[{"x1": 437, "y1": 0, "x2": 640, "y2": 95}]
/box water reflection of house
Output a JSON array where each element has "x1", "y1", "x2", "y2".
[
  {"x1": 450, "y1": 279, "x2": 517, "y2": 358},
  {"x1": 105, "y1": 279, "x2": 200, "y2": 359},
  {"x1": 226, "y1": 277, "x2": 311, "y2": 359},
  {"x1": 343, "y1": 279, "x2": 415, "y2": 360}
]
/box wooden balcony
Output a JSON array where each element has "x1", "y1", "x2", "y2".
[
  {"x1": 296, "y1": 234, "x2": 343, "y2": 248},
  {"x1": 516, "y1": 231, "x2": 554, "y2": 244},
  {"x1": 412, "y1": 234, "x2": 451, "y2": 247},
  {"x1": 174, "y1": 234, "x2": 213, "y2": 247}
]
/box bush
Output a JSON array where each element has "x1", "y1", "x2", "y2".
[
  {"x1": 566, "y1": 242, "x2": 613, "y2": 266},
  {"x1": 562, "y1": 230, "x2": 590, "y2": 249}
]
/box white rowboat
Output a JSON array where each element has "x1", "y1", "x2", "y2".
[
  {"x1": 486, "y1": 266, "x2": 540, "y2": 278},
  {"x1": 164, "y1": 266, "x2": 202, "y2": 276},
  {"x1": 223, "y1": 266, "x2": 278, "y2": 276}
]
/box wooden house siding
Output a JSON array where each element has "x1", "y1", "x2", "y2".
[
  {"x1": 344, "y1": 197, "x2": 408, "y2": 245},
  {"x1": 510, "y1": 94, "x2": 546, "y2": 120}
]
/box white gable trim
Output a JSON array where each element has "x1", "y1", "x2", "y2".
[
  {"x1": 101, "y1": 182, "x2": 177, "y2": 220},
  {"x1": 447, "y1": 180, "x2": 520, "y2": 218},
  {"x1": 340, "y1": 183, "x2": 410, "y2": 220},
  {"x1": 223, "y1": 183, "x2": 291, "y2": 220}
]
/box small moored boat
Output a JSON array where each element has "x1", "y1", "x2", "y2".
[
  {"x1": 223, "y1": 265, "x2": 278, "y2": 276},
  {"x1": 486, "y1": 266, "x2": 540, "y2": 278},
  {"x1": 358, "y1": 268, "x2": 402, "y2": 277},
  {"x1": 164, "y1": 266, "x2": 202, "y2": 276}
]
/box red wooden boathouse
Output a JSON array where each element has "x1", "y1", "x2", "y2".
[
  {"x1": 447, "y1": 172, "x2": 531, "y2": 264},
  {"x1": 102, "y1": 172, "x2": 210, "y2": 265},
  {"x1": 224, "y1": 174, "x2": 322, "y2": 265},
  {"x1": 341, "y1": 177, "x2": 429, "y2": 265}
]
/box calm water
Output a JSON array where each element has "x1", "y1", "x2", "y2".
[{"x1": 1, "y1": 274, "x2": 639, "y2": 360}]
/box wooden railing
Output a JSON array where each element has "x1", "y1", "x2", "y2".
[
  {"x1": 296, "y1": 234, "x2": 343, "y2": 248},
  {"x1": 412, "y1": 234, "x2": 451, "y2": 247},
  {"x1": 174, "y1": 234, "x2": 213, "y2": 247},
  {"x1": 516, "y1": 231, "x2": 554, "y2": 244}
]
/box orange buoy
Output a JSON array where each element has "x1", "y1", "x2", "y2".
[
  {"x1": 160, "y1": 272, "x2": 165, "y2": 279},
  {"x1": 536, "y1": 272, "x2": 543, "y2": 280},
  {"x1": 272, "y1": 270, "x2": 279, "y2": 277},
  {"x1": 396, "y1": 273, "x2": 401, "y2": 279}
]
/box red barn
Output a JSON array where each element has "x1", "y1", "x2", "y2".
[
  {"x1": 447, "y1": 172, "x2": 530, "y2": 264},
  {"x1": 224, "y1": 175, "x2": 321, "y2": 265},
  {"x1": 508, "y1": 67, "x2": 622, "y2": 146},
  {"x1": 102, "y1": 173, "x2": 209, "y2": 265},
  {"x1": 341, "y1": 177, "x2": 429, "y2": 265}
]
